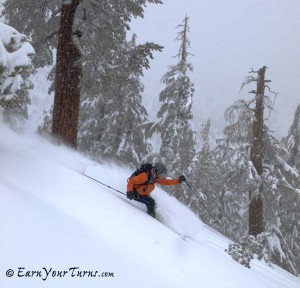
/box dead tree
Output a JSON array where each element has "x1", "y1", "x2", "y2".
[
  {"x1": 240, "y1": 66, "x2": 276, "y2": 236},
  {"x1": 52, "y1": 0, "x2": 82, "y2": 148},
  {"x1": 174, "y1": 15, "x2": 194, "y2": 75},
  {"x1": 248, "y1": 66, "x2": 271, "y2": 236},
  {"x1": 250, "y1": 66, "x2": 270, "y2": 175}
]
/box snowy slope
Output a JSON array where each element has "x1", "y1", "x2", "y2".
[{"x1": 0, "y1": 124, "x2": 299, "y2": 288}]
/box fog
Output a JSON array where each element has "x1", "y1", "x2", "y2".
[{"x1": 131, "y1": 0, "x2": 300, "y2": 140}]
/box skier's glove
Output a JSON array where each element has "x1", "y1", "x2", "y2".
[
  {"x1": 179, "y1": 175, "x2": 186, "y2": 183},
  {"x1": 126, "y1": 191, "x2": 136, "y2": 200}
]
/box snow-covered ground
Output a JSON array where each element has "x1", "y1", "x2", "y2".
[{"x1": 0, "y1": 123, "x2": 299, "y2": 288}]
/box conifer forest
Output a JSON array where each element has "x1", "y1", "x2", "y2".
[{"x1": 0, "y1": 0, "x2": 299, "y2": 277}]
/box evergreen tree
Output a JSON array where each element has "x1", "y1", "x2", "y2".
[
  {"x1": 3, "y1": 0, "x2": 60, "y2": 68},
  {"x1": 190, "y1": 119, "x2": 219, "y2": 225},
  {"x1": 215, "y1": 84, "x2": 300, "y2": 275},
  {"x1": 282, "y1": 104, "x2": 300, "y2": 170},
  {"x1": 79, "y1": 36, "x2": 161, "y2": 166},
  {"x1": 0, "y1": 23, "x2": 35, "y2": 128},
  {"x1": 74, "y1": 0, "x2": 163, "y2": 165},
  {"x1": 5, "y1": 0, "x2": 163, "y2": 149},
  {"x1": 262, "y1": 132, "x2": 300, "y2": 275},
  {"x1": 153, "y1": 15, "x2": 196, "y2": 203},
  {"x1": 77, "y1": 0, "x2": 163, "y2": 153},
  {"x1": 272, "y1": 104, "x2": 300, "y2": 275},
  {"x1": 213, "y1": 101, "x2": 255, "y2": 240}
]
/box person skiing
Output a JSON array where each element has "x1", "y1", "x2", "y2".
[{"x1": 126, "y1": 162, "x2": 186, "y2": 218}]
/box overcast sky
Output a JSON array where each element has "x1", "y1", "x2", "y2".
[{"x1": 130, "y1": 0, "x2": 300, "y2": 140}]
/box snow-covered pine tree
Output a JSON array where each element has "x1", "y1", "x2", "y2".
[
  {"x1": 152, "y1": 15, "x2": 196, "y2": 202},
  {"x1": 72, "y1": 0, "x2": 162, "y2": 111},
  {"x1": 214, "y1": 100, "x2": 256, "y2": 240},
  {"x1": 189, "y1": 119, "x2": 220, "y2": 225},
  {"x1": 262, "y1": 132, "x2": 300, "y2": 275},
  {"x1": 4, "y1": 0, "x2": 63, "y2": 134},
  {"x1": 76, "y1": 0, "x2": 162, "y2": 165},
  {"x1": 216, "y1": 99, "x2": 300, "y2": 275},
  {"x1": 5, "y1": 0, "x2": 162, "y2": 149},
  {"x1": 78, "y1": 0, "x2": 163, "y2": 154},
  {"x1": 264, "y1": 104, "x2": 300, "y2": 275},
  {"x1": 3, "y1": 0, "x2": 60, "y2": 68},
  {"x1": 79, "y1": 35, "x2": 161, "y2": 166},
  {"x1": 0, "y1": 23, "x2": 35, "y2": 129},
  {"x1": 215, "y1": 70, "x2": 300, "y2": 275},
  {"x1": 282, "y1": 104, "x2": 300, "y2": 171}
]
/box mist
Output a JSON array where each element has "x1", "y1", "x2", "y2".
[{"x1": 130, "y1": 0, "x2": 300, "y2": 140}]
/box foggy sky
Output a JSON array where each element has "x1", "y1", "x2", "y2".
[{"x1": 130, "y1": 0, "x2": 300, "y2": 140}]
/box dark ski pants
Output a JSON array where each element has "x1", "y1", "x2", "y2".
[{"x1": 134, "y1": 194, "x2": 156, "y2": 218}]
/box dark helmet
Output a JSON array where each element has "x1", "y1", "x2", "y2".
[{"x1": 153, "y1": 162, "x2": 167, "y2": 175}]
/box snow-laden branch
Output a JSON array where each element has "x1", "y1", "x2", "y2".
[{"x1": 0, "y1": 23, "x2": 35, "y2": 101}]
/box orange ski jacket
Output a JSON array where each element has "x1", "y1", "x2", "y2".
[{"x1": 127, "y1": 171, "x2": 180, "y2": 196}]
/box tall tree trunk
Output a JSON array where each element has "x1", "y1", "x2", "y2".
[
  {"x1": 249, "y1": 66, "x2": 267, "y2": 237},
  {"x1": 249, "y1": 189, "x2": 263, "y2": 236},
  {"x1": 52, "y1": 0, "x2": 81, "y2": 148}
]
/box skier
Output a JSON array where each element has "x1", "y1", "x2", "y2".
[{"x1": 126, "y1": 162, "x2": 186, "y2": 218}]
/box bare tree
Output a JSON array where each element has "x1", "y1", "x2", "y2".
[
  {"x1": 241, "y1": 66, "x2": 273, "y2": 236},
  {"x1": 52, "y1": 0, "x2": 81, "y2": 148},
  {"x1": 174, "y1": 15, "x2": 194, "y2": 75}
]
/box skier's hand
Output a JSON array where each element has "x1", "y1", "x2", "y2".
[
  {"x1": 179, "y1": 175, "x2": 186, "y2": 183},
  {"x1": 126, "y1": 191, "x2": 136, "y2": 200}
]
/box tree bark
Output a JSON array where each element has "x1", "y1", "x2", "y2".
[
  {"x1": 249, "y1": 184, "x2": 264, "y2": 236},
  {"x1": 249, "y1": 66, "x2": 266, "y2": 237},
  {"x1": 52, "y1": 0, "x2": 81, "y2": 148},
  {"x1": 250, "y1": 66, "x2": 266, "y2": 175}
]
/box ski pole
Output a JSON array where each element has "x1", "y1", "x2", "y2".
[
  {"x1": 184, "y1": 180, "x2": 219, "y2": 224},
  {"x1": 184, "y1": 180, "x2": 193, "y2": 190},
  {"x1": 83, "y1": 174, "x2": 126, "y2": 196}
]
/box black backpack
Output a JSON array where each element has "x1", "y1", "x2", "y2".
[{"x1": 128, "y1": 163, "x2": 154, "y2": 191}]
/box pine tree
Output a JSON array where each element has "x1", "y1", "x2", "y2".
[
  {"x1": 282, "y1": 104, "x2": 300, "y2": 170},
  {"x1": 3, "y1": 0, "x2": 60, "y2": 68},
  {"x1": 262, "y1": 132, "x2": 300, "y2": 275},
  {"x1": 153, "y1": 16, "x2": 196, "y2": 200},
  {"x1": 0, "y1": 23, "x2": 35, "y2": 128},
  {"x1": 216, "y1": 69, "x2": 300, "y2": 275},
  {"x1": 74, "y1": 0, "x2": 163, "y2": 165},
  {"x1": 214, "y1": 102, "x2": 255, "y2": 240},
  {"x1": 5, "y1": 0, "x2": 163, "y2": 150},
  {"x1": 217, "y1": 99, "x2": 300, "y2": 274},
  {"x1": 190, "y1": 119, "x2": 220, "y2": 225},
  {"x1": 79, "y1": 36, "x2": 161, "y2": 166},
  {"x1": 273, "y1": 104, "x2": 300, "y2": 275}
]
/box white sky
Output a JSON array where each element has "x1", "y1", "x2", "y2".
[{"x1": 130, "y1": 0, "x2": 300, "y2": 140}]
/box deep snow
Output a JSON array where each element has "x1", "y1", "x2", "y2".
[{"x1": 0, "y1": 123, "x2": 299, "y2": 288}]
